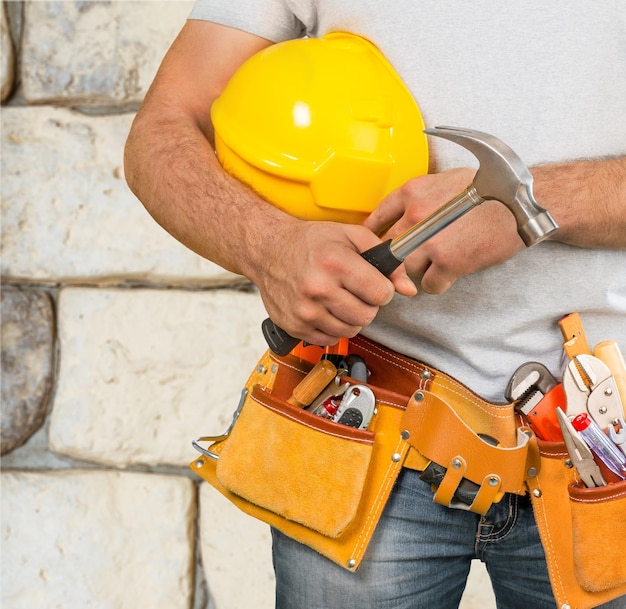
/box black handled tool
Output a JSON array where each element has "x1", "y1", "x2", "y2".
[
  {"x1": 262, "y1": 126, "x2": 558, "y2": 356},
  {"x1": 261, "y1": 238, "x2": 407, "y2": 355}
]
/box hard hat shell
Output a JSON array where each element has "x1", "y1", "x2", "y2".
[{"x1": 211, "y1": 32, "x2": 428, "y2": 224}]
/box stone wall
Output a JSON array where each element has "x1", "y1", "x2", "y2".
[{"x1": 1, "y1": 3, "x2": 495, "y2": 608}]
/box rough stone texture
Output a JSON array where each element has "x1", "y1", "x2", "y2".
[
  {"x1": 1, "y1": 106, "x2": 234, "y2": 285},
  {"x1": 1, "y1": 469, "x2": 195, "y2": 608},
  {"x1": 50, "y1": 287, "x2": 268, "y2": 467},
  {"x1": 1, "y1": 287, "x2": 55, "y2": 455},
  {"x1": 1, "y1": 2, "x2": 14, "y2": 101},
  {"x1": 21, "y1": 0, "x2": 193, "y2": 107},
  {"x1": 199, "y1": 483, "x2": 275, "y2": 609}
]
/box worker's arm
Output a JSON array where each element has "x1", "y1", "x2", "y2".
[
  {"x1": 364, "y1": 157, "x2": 626, "y2": 294},
  {"x1": 124, "y1": 20, "x2": 415, "y2": 346}
]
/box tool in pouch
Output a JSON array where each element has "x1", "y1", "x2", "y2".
[
  {"x1": 287, "y1": 358, "x2": 376, "y2": 429},
  {"x1": 262, "y1": 126, "x2": 558, "y2": 356},
  {"x1": 507, "y1": 312, "x2": 626, "y2": 486}
]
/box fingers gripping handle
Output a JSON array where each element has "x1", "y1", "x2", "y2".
[{"x1": 261, "y1": 241, "x2": 403, "y2": 356}]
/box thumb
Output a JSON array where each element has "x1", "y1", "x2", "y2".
[{"x1": 390, "y1": 267, "x2": 418, "y2": 297}]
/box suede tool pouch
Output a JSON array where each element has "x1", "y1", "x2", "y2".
[
  {"x1": 190, "y1": 347, "x2": 411, "y2": 571},
  {"x1": 527, "y1": 439, "x2": 626, "y2": 609}
]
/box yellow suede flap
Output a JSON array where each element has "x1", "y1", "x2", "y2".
[{"x1": 216, "y1": 385, "x2": 374, "y2": 538}]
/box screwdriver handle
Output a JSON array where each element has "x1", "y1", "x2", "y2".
[
  {"x1": 261, "y1": 241, "x2": 403, "y2": 356},
  {"x1": 287, "y1": 359, "x2": 338, "y2": 408}
]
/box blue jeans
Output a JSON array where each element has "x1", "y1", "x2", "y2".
[{"x1": 272, "y1": 468, "x2": 625, "y2": 609}]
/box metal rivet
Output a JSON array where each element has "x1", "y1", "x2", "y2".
[
  {"x1": 420, "y1": 369, "x2": 431, "y2": 381},
  {"x1": 561, "y1": 604, "x2": 571, "y2": 609},
  {"x1": 401, "y1": 430, "x2": 411, "y2": 440},
  {"x1": 604, "y1": 388, "x2": 613, "y2": 397},
  {"x1": 533, "y1": 489, "x2": 542, "y2": 498},
  {"x1": 256, "y1": 365, "x2": 266, "y2": 373},
  {"x1": 195, "y1": 460, "x2": 204, "y2": 468},
  {"x1": 488, "y1": 476, "x2": 499, "y2": 487},
  {"x1": 391, "y1": 453, "x2": 402, "y2": 463},
  {"x1": 347, "y1": 558, "x2": 356, "y2": 569},
  {"x1": 452, "y1": 459, "x2": 462, "y2": 470},
  {"x1": 414, "y1": 391, "x2": 425, "y2": 402},
  {"x1": 564, "y1": 460, "x2": 573, "y2": 469},
  {"x1": 527, "y1": 467, "x2": 538, "y2": 478},
  {"x1": 599, "y1": 405, "x2": 608, "y2": 415},
  {"x1": 271, "y1": 364, "x2": 278, "y2": 373}
]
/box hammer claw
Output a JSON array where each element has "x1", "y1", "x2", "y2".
[{"x1": 424, "y1": 126, "x2": 559, "y2": 246}]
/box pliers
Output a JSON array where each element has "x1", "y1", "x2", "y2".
[
  {"x1": 556, "y1": 407, "x2": 606, "y2": 488},
  {"x1": 562, "y1": 353, "x2": 625, "y2": 430}
]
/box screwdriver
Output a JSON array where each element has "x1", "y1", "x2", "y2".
[{"x1": 287, "y1": 359, "x2": 338, "y2": 409}]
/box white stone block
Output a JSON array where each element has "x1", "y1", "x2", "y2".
[
  {"x1": 50, "y1": 287, "x2": 268, "y2": 467},
  {"x1": 21, "y1": 0, "x2": 193, "y2": 107},
  {"x1": 1, "y1": 470, "x2": 195, "y2": 608},
  {"x1": 199, "y1": 483, "x2": 275, "y2": 609},
  {"x1": 1, "y1": 106, "x2": 234, "y2": 285},
  {"x1": 460, "y1": 560, "x2": 497, "y2": 608}
]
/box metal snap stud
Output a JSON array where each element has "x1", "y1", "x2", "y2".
[
  {"x1": 401, "y1": 430, "x2": 411, "y2": 440},
  {"x1": 414, "y1": 391, "x2": 425, "y2": 402}
]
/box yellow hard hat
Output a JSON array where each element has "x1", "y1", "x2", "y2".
[{"x1": 211, "y1": 32, "x2": 428, "y2": 224}]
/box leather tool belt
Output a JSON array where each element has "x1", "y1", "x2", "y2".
[{"x1": 191, "y1": 334, "x2": 626, "y2": 609}]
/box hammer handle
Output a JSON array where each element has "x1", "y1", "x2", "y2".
[{"x1": 262, "y1": 188, "x2": 482, "y2": 356}]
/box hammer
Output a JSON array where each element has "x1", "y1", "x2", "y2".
[{"x1": 263, "y1": 126, "x2": 559, "y2": 355}]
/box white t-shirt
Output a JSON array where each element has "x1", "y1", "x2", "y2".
[{"x1": 189, "y1": 0, "x2": 626, "y2": 400}]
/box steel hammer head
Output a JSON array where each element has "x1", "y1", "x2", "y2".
[{"x1": 425, "y1": 126, "x2": 558, "y2": 246}]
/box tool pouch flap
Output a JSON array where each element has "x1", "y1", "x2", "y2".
[
  {"x1": 401, "y1": 389, "x2": 534, "y2": 513},
  {"x1": 216, "y1": 383, "x2": 374, "y2": 538}
]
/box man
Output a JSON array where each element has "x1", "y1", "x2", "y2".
[{"x1": 124, "y1": 2, "x2": 626, "y2": 607}]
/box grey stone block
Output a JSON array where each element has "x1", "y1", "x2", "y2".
[
  {"x1": 21, "y1": 0, "x2": 193, "y2": 107},
  {"x1": 1, "y1": 287, "x2": 54, "y2": 455}
]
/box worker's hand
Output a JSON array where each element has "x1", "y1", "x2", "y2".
[
  {"x1": 364, "y1": 168, "x2": 525, "y2": 294},
  {"x1": 249, "y1": 219, "x2": 417, "y2": 347}
]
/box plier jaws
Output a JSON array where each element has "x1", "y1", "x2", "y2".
[
  {"x1": 556, "y1": 407, "x2": 606, "y2": 488},
  {"x1": 562, "y1": 354, "x2": 625, "y2": 430}
]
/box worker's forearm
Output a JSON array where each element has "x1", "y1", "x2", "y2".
[
  {"x1": 534, "y1": 156, "x2": 626, "y2": 248},
  {"x1": 124, "y1": 104, "x2": 294, "y2": 281}
]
